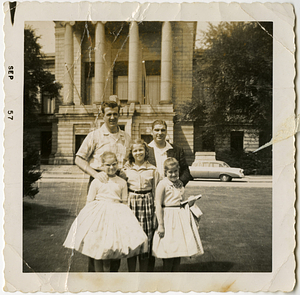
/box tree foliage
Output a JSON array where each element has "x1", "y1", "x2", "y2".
[
  {"x1": 23, "y1": 27, "x2": 61, "y2": 198},
  {"x1": 191, "y1": 22, "x2": 273, "y2": 142},
  {"x1": 24, "y1": 27, "x2": 61, "y2": 128}
]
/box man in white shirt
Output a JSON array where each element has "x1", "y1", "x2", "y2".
[
  {"x1": 76, "y1": 101, "x2": 131, "y2": 183},
  {"x1": 75, "y1": 100, "x2": 131, "y2": 272}
]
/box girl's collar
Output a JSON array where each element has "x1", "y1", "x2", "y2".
[{"x1": 166, "y1": 177, "x2": 183, "y2": 189}]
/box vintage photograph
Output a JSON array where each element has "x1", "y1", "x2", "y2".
[
  {"x1": 22, "y1": 19, "x2": 272, "y2": 273},
  {"x1": 3, "y1": 2, "x2": 295, "y2": 292}
]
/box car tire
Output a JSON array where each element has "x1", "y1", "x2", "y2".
[{"x1": 219, "y1": 174, "x2": 232, "y2": 182}]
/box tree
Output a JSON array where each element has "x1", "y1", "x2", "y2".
[
  {"x1": 190, "y1": 22, "x2": 273, "y2": 144},
  {"x1": 23, "y1": 27, "x2": 61, "y2": 198}
]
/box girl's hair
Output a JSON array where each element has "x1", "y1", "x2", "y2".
[
  {"x1": 101, "y1": 151, "x2": 118, "y2": 163},
  {"x1": 128, "y1": 139, "x2": 149, "y2": 164},
  {"x1": 164, "y1": 157, "x2": 179, "y2": 176}
]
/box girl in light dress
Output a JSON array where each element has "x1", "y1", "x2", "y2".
[
  {"x1": 152, "y1": 157, "x2": 204, "y2": 272},
  {"x1": 122, "y1": 139, "x2": 160, "y2": 272},
  {"x1": 63, "y1": 151, "x2": 147, "y2": 272}
]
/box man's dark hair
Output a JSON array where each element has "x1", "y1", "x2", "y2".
[
  {"x1": 101, "y1": 101, "x2": 120, "y2": 114},
  {"x1": 152, "y1": 119, "x2": 167, "y2": 130}
]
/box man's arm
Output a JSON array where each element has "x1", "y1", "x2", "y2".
[
  {"x1": 75, "y1": 156, "x2": 99, "y2": 179},
  {"x1": 176, "y1": 146, "x2": 193, "y2": 186}
]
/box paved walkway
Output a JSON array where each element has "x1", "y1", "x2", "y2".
[{"x1": 39, "y1": 165, "x2": 272, "y2": 186}]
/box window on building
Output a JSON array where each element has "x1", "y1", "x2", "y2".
[
  {"x1": 42, "y1": 93, "x2": 55, "y2": 114},
  {"x1": 231, "y1": 131, "x2": 244, "y2": 152},
  {"x1": 41, "y1": 131, "x2": 52, "y2": 164},
  {"x1": 143, "y1": 60, "x2": 161, "y2": 105},
  {"x1": 82, "y1": 62, "x2": 94, "y2": 105},
  {"x1": 113, "y1": 61, "x2": 128, "y2": 104}
]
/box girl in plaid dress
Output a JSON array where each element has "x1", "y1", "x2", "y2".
[{"x1": 122, "y1": 139, "x2": 160, "y2": 271}]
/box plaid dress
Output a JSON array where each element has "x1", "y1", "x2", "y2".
[
  {"x1": 123, "y1": 161, "x2": 160, "y2": 254},
  {"x1": 128, "y1": 191, "x2": 154, "y2": 253}
]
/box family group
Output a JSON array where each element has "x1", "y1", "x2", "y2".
[{"x1": 63, "y1": 100, "x2": 204, "y2": 272}]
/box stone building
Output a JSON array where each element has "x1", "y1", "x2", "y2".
[
  {"x1": 38, "y1": 21, "x2": 197, "y2": 165},
  {"x1": 192, "y1": 49, "x2": 262, "y2": 155}
]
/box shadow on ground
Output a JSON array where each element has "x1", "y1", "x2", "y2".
[
  {"x1": 23, "y1": 202, "x2": 74, "y2": 230},
  {"x1": 179, "y1": 261, "x2": 235, "y2": 272},
  {"x1": 151, "y1": 259, "x2": 234, "y2": 272}
]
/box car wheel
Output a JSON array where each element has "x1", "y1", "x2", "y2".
[{"x1": 219, "y1": 174, "x2": 232, "y2": 182}]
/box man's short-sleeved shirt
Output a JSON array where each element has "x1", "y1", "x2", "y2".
[{"x1": 76, "y1": 124, "x2": 131, "y2": 170}]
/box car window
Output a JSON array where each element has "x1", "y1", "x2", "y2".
[{"x1": 221, "y1": 162, "x2": 230, "y2": 167}]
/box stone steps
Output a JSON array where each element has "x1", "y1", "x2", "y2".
[{"x1": 40, "y1": 165, "x2": 89, "y2": 180}]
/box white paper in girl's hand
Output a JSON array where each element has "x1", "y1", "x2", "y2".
[{"x1": 180, "y1": 194, "x2": 202, "y2": 206}]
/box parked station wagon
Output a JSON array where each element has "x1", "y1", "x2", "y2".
[{"x1": 189, "y1": 160, "x2": 244, "y2": 182}]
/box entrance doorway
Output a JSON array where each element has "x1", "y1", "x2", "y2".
[
  {"x1": 75, "y1": 135, "x2": 87, "y2": 154},
  {"x1": 41, "y1": 131, "x2": 52, "y2": 164}
]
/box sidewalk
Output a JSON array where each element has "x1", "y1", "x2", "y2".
[{"x1": 245, "y1": 175, "x2": 272, "y2": 182}]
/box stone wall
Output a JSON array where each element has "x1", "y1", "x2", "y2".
[
  {"x1": 174, "y1": 122, "x2": 194, "y2": 165},
  {"x1": 172, "y1": 22, "x2": 196, "y2": 118}
]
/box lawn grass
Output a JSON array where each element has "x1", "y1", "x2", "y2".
[{"x1": 23, "y1": 183, "x2": 272, "y2": 272}]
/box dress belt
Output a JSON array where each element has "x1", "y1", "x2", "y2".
[
  {"x1": 162, "y1": 204, "x2": 182, "y2": 208},
  {"x1": 128, "y1": 188, "x2": 152, "y2": 194}
]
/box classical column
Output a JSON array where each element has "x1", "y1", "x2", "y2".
[
  {"x1": 64, "y1": 21, "x2": 75, "y2": 105},
  {"x1": 94, "y1": 21, "x2": 106, "y2": 105},
  {"x1": 128, "y1": 21, "x2": 139, "y2": 103},
  {"x1": 160, "y1": 21, "x2": 172, "y2": 104}
]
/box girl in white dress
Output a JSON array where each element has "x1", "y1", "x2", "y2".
[
  {"x1": 152, "y1": 157, "x2": 204, "y2": 271},
  {"x1": 63, "y1": 151, "x2": 147, "y2": 272}
]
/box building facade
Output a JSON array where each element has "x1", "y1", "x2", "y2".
[{"x1": 41, "y1": 21, "x2": 196, "y2": 165}]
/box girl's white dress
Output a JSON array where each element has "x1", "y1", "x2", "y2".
[
  {"x1": 152, "y1": 178, "x2": 204, "y2": 258},
  {"x1": 63, "y1": 177, "x2": 147, "y2": 260}
]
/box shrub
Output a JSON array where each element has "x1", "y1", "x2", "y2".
[
  {"x1": 216, "y1": 147, "x2": 272, "y2": 175},
  {"x1": 23, "y1": 132, "x2": 42, "y2": 198}
]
